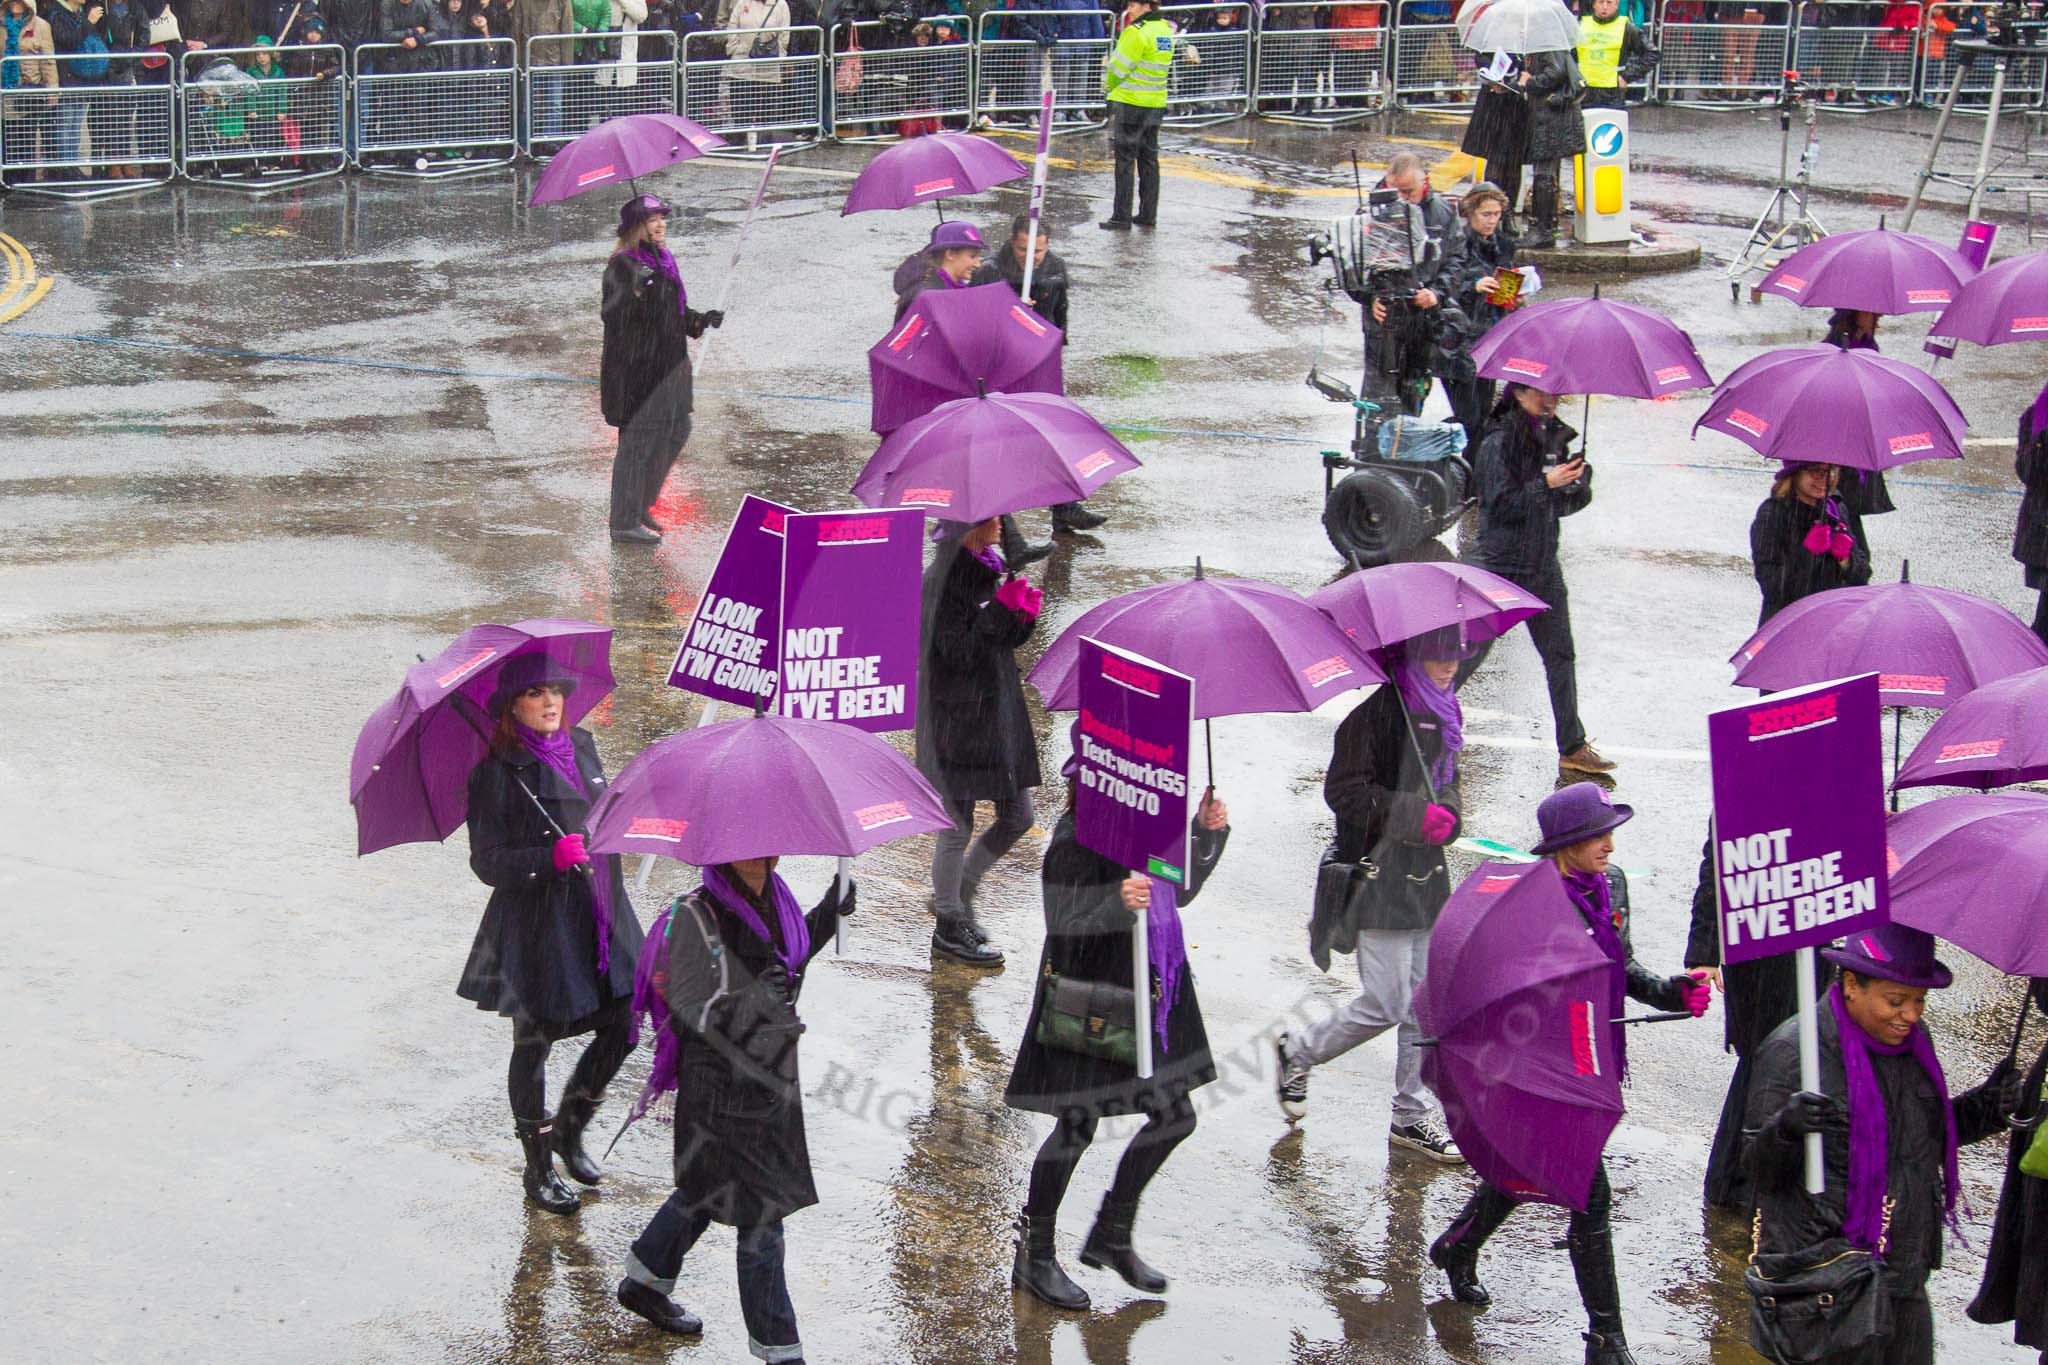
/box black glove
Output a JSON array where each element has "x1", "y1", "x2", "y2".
[
  {"x1": 1771, "y1": 1090, "x2": 1841, "y2": 1141},
  {"x1": 702, "y1": 309, "x2": 725, "y2": 329},
  {"x1": 1981, "y1": 1057, "x2": 2024, "y2": 1116},
  {"x1": 1034, "y1": 32, "x2": 1056, "y2": 48},
  {"x1": 636, "y1": 270, "x2": 656, "y2": 291},
  {"x1": 827, "y1": 878, "x2": 857, "y2": 919}
]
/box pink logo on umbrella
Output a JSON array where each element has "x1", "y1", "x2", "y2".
[
  {"x1": 913, "y1": 177, "x2": 958, "y2": 196},
  {"x1": 1475, "y1": 874, "x2": 1520, "y2": 894},
  {"x1": 1887, "y1": 432, "x2": 1934, "y2": 455},
  {"x1": 436, "y1": 648, "x2": 499, "y2": 688},
  {"x1": 902, "y1": 487, "x2": 953, "y2": 506},
  {"x1": 2012, "y1": 316, "x2": 2048, "y2": 334},
  {"x1": 1885, "y1": 845, "x2": 1901, "y2": 875},
  {"x1": 888, "y1": 316, "x2": 926, "y2": 352},
  {"x1": 1653, "y1": 365, "x2": 1696, "y2": 386},
  {"x1": 1773, "y1": 273, "x2": 1807, "y2": 294},
  {"x1": 1102, "y1": 653, "x2": 1163, "y2": 698},
  {"x1": 576, "y1": 164, "x2": 617, "y2": 186},
  {"x1": 1008, "y1": 306, "x2": 1048, "y2": 335},
  {"x1": 1906, "y1": 289, "x2": 1951, "y2": 304},
  {"x1": 1075, "y1": 450, "x2": 1115, "y2": 478},
  {"x1": 1569, "y1": 1000, "x2": 1601, "y2": 1075},
  {"x1": 1727, "y1": 408, "x2": 1770, "y2": 436},
  {"x1": 1879, "y1": 672, "x2": 1948, "y2": 696},
  {"x1": 625, "y1": 817, "x2": 689, "y2": 841},
  {"x1": 1484, "y1": 588, "x2": 1523, "y2": 604},
  {"x1": 1502, "y1": 357, "x2": 1548, "y2": 379},
  {"x1": 854, "y1": 800, "x2": 913, "y2": 830},
  {"x1": 1937, "y1": 738, "x2": 2004, "y2": 762},
  {"x1": 1301, "y1": 656, "x2": 1355, "y2": 687}
]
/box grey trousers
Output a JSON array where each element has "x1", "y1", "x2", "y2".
[
  {"x1": 930, "y1": 790, "x2": 1034, "y2": 918},
  {"x1": 1296, "y1": 926, "x2": 1434, "y2": 1127}
]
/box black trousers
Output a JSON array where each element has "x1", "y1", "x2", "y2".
[
  {"x1": 1454, "y1": 561, "x2": 1587, "y2": 755},
  {"x1": 610, "y1": 414, "x2": 692, "y2": 531},
  {"x1": 627, "y1": 1198, "x2": 801, "y2": 1362},
  {"x1": 507, "y1": 1011, "x2": 634, "y2": 1120},
  {"x1": 1108, "y1": 102, "x2": 1164, "y2": 225},
  {"x1": 1444, "y1": 375, "x2": 1496, "y2": 452},
  {"x1": 2032, "y1": 584, "x2": 2048, "y2": 647},
  {"x1": 1023, "y1": 1095, "x2": 1197, "y2": 1219}
]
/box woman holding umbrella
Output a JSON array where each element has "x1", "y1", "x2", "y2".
[
  {"x1": 2015, "y1": 383, "x2": 2048, "y2": 646},
  {"x1": 1750, "y1": 460, "x2": 1871, "y2": 626},
  {"x1": 1968, "y1": 977, "x2": 2048, "y2": 1362},
  {"x1": 1006, "y1": 731, "x2": 1232, "y2": 1312},
  {"x1": 1745, "y1": 925, "x2": 2021, "y2": 1365},
  {"x1": 1429, "y1": 784, "x2": 1708, "y2": 1365},
  {"x1": 600, "y1": 193, "x2": 724, "y2": 547},
  {"x1": 461, "y1": 654, "x2": 644, "y2": 1215}
]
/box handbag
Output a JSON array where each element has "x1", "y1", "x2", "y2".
[
  {"x1": 1309, "y1": 845, "x2": 1377, "y2": 970},
  {"x1": 2021, "y1": 1072, "x2": 2048, "y2": 1178},
  {"x1": 1744, "y1": 1201, "x2": 1894, "y2": 1365},
  {"x1": 1033, "y1": 966, "x2": 1138, "y2": 1067},
  {"x1": 146, "y1": 5, "x2": 182, "y2": 45},
  {"x1": 73, "y1": 31, "x2": 111, "y2": 79},
  {"x1": 834, "y1": 26, "x2": 862, "y2": 95}
]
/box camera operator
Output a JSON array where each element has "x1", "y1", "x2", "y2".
[{"x1": 1350, "y1": 151, "x2": 1464, "y2": 416}]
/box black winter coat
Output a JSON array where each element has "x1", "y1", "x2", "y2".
[
  {"x1": 459, "y1": 729, "x2": 643, "y2": 1035},
  {"x1": 972, "y1": 243, "x2": 1070, "y2": 339},
  {"x1": 1466, "y1": 408, "x2": 1589, "y2": 581},
  {"x1": 323, "y1": 0, "x2": 376, "y2": 46},
  {"x1": 1685, "y1": 825, "x2": 1823, "y2": 1057},
  {"x1": 2014, "y1": 410, "x2": 2048, "y2": 575},
  {"x1": 1966, "y1": 997, "x2": 2048, "y2": 1349},
  {"x1": 379, "y1": 0, "x2": 434, "y2": 64},
  {"x1": 1461, "y1": 62, "x2": 1529, "y2": 168},
  {"x1": 1746, "y1": 1005, "x2": 2007, "y2": 1297},
  {"x1": 915, "y1": 540, "x2": 1040, "y2": 802},
  {"x1": 1749, "y1": 492, "x2": 1871, "y2": 626},
  {"x1": 893, "y1": 265, "x2": 965, "y2": 322},
  {"x1": 47, "y1": 0, "x2": 112, "y2": 84},
  {"x1": 1006, "y1": 812, "x2": 1228, "y2": 1118},
  {"x1": 1522, "y1": 49, "x2": 1587, "y2": 162},
  {"x1": 173, "y1": 0, "x2": 252, "y2": 48},
  {"x1": 1442, "y1": 224, "x2": 1520, "y2": 379},
  {"x1": 600, "y1": 252, "x2": 710, "y2": 430},
  {"x1": 1594, "y1": 865, "x2": 1693, "y2": 1017},
  {"x1": 662, "y1": 879, "x2": 847, "y2": 1225},
  {"x1": 1323, "y1": 684, "x2": 1460, "y2": 933}
]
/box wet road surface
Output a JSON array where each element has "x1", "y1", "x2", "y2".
[{"x1": 2, "y1": 108, "x2": 2042, "y2": 1364}]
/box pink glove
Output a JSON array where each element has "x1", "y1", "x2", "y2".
[
  {"x1": 1023, "y1": 584, "x2": 1045, "y2": 616},
  {"x1": 1830, "y1": 529, "x2": 1854, "y2": 565},
  {"x1": 552, "y1": 833, "x2": 590, "y2": 873},
  {"x1": 1421, "y1": 803, "x2": 1456, "y2": 845},
  {"x1": 1802, "y1": 521, "x2": 1833, "y2": 556},
  {"x1": 994, "y1": 576, "x2": 1036, "y2": 620},
  {"x1": 1679, "y1": 971, "x2": 1713, "y2": 1018}
]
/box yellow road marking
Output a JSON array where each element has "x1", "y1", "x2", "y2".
[
  {"x1": 0, "y1": 233, "x2": 24, "y2": 310},
  {"x1": 0, "y1": 277, "x2": 53, "y2": 324},
  {"x1": 0, "y1": 233, "x2": 52, "y2": 324}
]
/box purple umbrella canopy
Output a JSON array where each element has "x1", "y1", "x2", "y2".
[
  {"x1": 1731, "y1": 580, "x2": 2048, "y2": 708},
  {"x1": 1886, "y1": 792, "x2": 2048, "y2": 977},
  {"x1": 852, "y1": 390, "x2": 1140, "y2": 523},
  {"x1": 1756, "y1": 227, "x2": 1979, "y2": 314},
  {"x1": 869, "y1": 283, "x2": 1065, "y2": 435},
  {"x1": 1927, "y1": 250, "x2": 2048, "y2": 347},
  {"x1": 1895, "y1": 665, "x2": 2048, "y2": 791},
  {"x1": 841, "y1": 133, "x2": 1026, "y2": 216},
  {"x1": 1309, "y1": 561, "x2": 1547, "y2": 659},
  {"x1": 1468, "y1": 295, "x2": 1712, "y2": 397},
  {"x1": 1027, "y1": 569, "x2": 1387, "y2": 718},
  {"x1": 1418, "y1": 860, "x2": 1625, "y2": 1211},
  {"x1": 528, "y1": 113, "x2": 727, "y2": 206},
  {"x1": 584, "y1": 713, "x2": 953, "y2": 864},
  {"x1": 350, "y1": 620, "x2": 615, "y2": 855},
  {"x1": 1694, "y1": 344, "x2": 1968, "y2": 471}
]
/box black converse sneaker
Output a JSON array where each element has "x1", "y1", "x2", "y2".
[
  {"x1": 1390, "y1": 1117, "x2": 1466, "y2": 1164},
  {"x1": 1275, "y1": 1032, "x2": 1310, "y2": 1122}
]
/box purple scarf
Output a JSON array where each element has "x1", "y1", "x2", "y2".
[
  {"x1": 626, "y1": 242, "x2": 688, "y2": 317},
  {"x1": 1828, "y1": 982, "x2": 1962, "y2": 1251},
  {"x1": 702, "y1": 863, "x2": 811, "y2": 985},
  {"x1": 514, "y1": 722, "x2": 617, "y2": 976},
  {"x1": 1395, "y1": 660, "x2": 1463, "y2": 790},
  {"x1": 2029, "y1": 379, "x2": 2048, "y2": 443},
  {"x1": 974, "y1": 542, "x2": 1005, "y2": 575},
  {"x1": 627, "y1": 905, "x2": 679, "y2": 1125},
  {"x1": 1562, "y1": 866, "x2": 1630, "y2": 1083},
  {"x1": 1146, "y1": 874, "x2": 1188, "y2": 1051}
]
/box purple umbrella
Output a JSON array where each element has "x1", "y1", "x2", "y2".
[
  {"x1": 1887, "y1": 793, "x2": 2048, "y2": 978},
  {"x1": 1694, "y1": 344, "x2": 1968, "y2": 471},
  {"x1": 584, "y1": 712, "x2": 953, "y2": 864},
  {"x1": 350, "y1": 620, "x2": 615, "y2": 855},
  {"x1": 1926, "y1": 250, "x2": 2048, "y2": 347},
  {"x1": 1417, "y1": 860, "x2": 1626, "y2": 1211},
  {"x1": 1469, "y1": 293, "x2": 1713, "y2": 398},
  {"x1": 1756, "y1": 227, "x2": 1979, "y2": 315},
  {"x1": 528, "y1": 113, "x2": 727, "y2": 206},
  {"x1": 1309, "y1": 561, "x2": 1548, "y2": 659},
  {"x1": 852, "y1": 389, "x2": 1140, "y2": 523},
  {"x1": 841, "y1": 133, "x2": 1026, "y2": 218},
  {"x1": 1895, "y1": 666, "x2": 2048, "y2": 791},
  {"x1": 870, "y1": 283, "x2": 1064, "y2": 435}
]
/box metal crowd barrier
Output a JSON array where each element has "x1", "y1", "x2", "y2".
[
  {"x1": 1653, "y1": 0, "x2": 1792, "y2": 106},
  {"x1": 681, "y1": 26, "x2": 825, "y2": 155},
  {"x1": 1253, "y1": 1, "x2": 1389, "y2": 123},
  {"x1": 973, "y1": 10, "x2": 1109, "y2": 132},
  {"x1": 1919, "y1": 4, "x2": 2048, "y2": 110},
  {"x1": 1389, "y1": 0, "x2": 1475, "y2": 108},
  {"x1": 828, "y1": 20, "x2": 972, "y2": 139},
  {"x1": 1162, "y1": 4, "x2": 1254, "y2": 126},
  {"x1": 1792, "y1": 13, "x2": 1917, "y2": 103},
  {"x1": 524, "y1": 30, "x2": 679, "y2": 157},
  {"x1": 178, "y1": 45, "x2": 348, "y2": 188},
  {"x1": 0, "y1": 52, "x2": 176, "y2": 198},
  {"x1": 352, "y1": 37, "x2": 517, "y2": 174}
]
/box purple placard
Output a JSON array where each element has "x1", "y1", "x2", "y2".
[
  {"x1": 1924, "y1": 220, "x2": 1997, "y2": 360},
  {"x1": 1708, "y1": 673, "x2": 1889, "y2": 964},
  {"x1": 667, "y1": 495, "x2": 794, "y2": 706},
  {"x1": 1074, "y1": 638, "x2": 1196, "y2": 884},
  {"x1": 776, "y1": 508, "x2": 923, "y2": 733}
]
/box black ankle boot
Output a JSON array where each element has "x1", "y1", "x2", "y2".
[
  {"x1": 1569, "y1": 1223, "x2": 1638, "y2": 1364},
  {"x1": 1525, "y1": 184, "x2": 1559, "y2": 249},
  {"x1": 1000, "y1": 513, "x2": 1053, "y2": 568},
  {"x1": 1051, "y1": 501, "x2": 1106, "y2": 533},
  {"x1": 515, "y1": 1115, "x2": 581, "y2": 1215},
  {"x1": 554, "y1": 1087, "x2": 607, "y2": 1186},
  {"x1": 1582, "y1": 1328, "x2": 1639, "y2": 1365},
  {"x1": 1429, "y1": 1187, "x2": 1514, "y2": 1305},
  {"x1": 1079, "y1": 1195, "x2": 1167, "y2": 1293},
  {"x1": 933, "y1": 914, "x2": 1004, "y2": 966},
  {"x1": 616, "y1": 1277, "x2": 703, "y2": 1335},
  {"x1": 1012, "y1": 1211, "x2": 1090, "y2": 1310}
]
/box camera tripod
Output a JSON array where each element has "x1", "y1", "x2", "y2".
[{"x1": 1727, "y1": 81, "x2": 1828, "y2": 300}]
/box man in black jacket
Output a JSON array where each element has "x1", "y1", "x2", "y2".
[{"x1": 1455, "y1": 382, "x2": 1616, "y2": 774}]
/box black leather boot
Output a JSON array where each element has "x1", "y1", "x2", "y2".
[
  {"x1": 1000, "y1": 513, "x2": 1053, "y2": 568},
  {"x1": 933, "y1": 914, "x2": 1004, "y2": 967},
  {"x1": 1428, "y1": 1186, "x2": 1514, "y2": 1305},
  {"x1": 1525, "y1": 180, "x2": 1559, "y2": 250},
  {"x1": 554, "y1": 1086, "x2": 607, "y2": 1186},
  {"x1": 1569, "y1": 1223, "x2": 1639, "y2": 1364},
  {"x1": 1079, "y1": 1196, "x2": 1167, "y2": 1293},
  {"x1": 1051, "y1": 501, "x2": 1106, "y2": 533},
  {"x1": 1012, "y1": 1211, "x2": 1090, "y2": 1311},
  {"x1": 616, "y1": 1277, "x2": 703, "y2": 1335},
  {"x1": 515, "y1": 1115, "x2": 581, "y2": 1215}
]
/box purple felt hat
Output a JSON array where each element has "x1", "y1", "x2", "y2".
[
  {"x1": 1530, "y1": 782, "x2": 1634, "y2": 856},
  {"x1": 928, "y1": 220, "x2": 984, "y2": 253},
  {"x1": 487, "y1": 653, "x2": 580, "y2": 717},
  {"x1": 1823, "y1": 923, "x2": 1953, "y2": 990},
  {"x1": 619, "y1": 192, "x2": 673, "y2": 234},
  {"x1": 1059, "y1": 717, "x2": 1082, "y2": 779}
]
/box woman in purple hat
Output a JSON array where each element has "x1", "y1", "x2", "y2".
[
  {"x1": 1429, "y1": 782, "x2": 1711, "y2": 1365},
  {"x1": 892, "y1": 218, "x2": 987, "y2": 320},
  {"x1": 600, "y1": 193, "x2": 724, "y2": 547},
  {"x1": 1750, "y1": 460, "x2": 1871, "y2": 626},
  {"x1": 1745, "y1": 923, "x2": 2022, "y2": 1365}
]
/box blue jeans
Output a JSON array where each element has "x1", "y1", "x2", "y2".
[
  {"x1": 626, "y1": 1196, "x2": 800, "y2": 1362},
  {"x1": 53, "y1": 96, "x2": 85, "y2": 166}
]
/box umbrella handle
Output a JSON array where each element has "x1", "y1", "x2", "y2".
[{"x1": 1614, "y1": 1011, "x2": 1693, "y2": 1025}]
